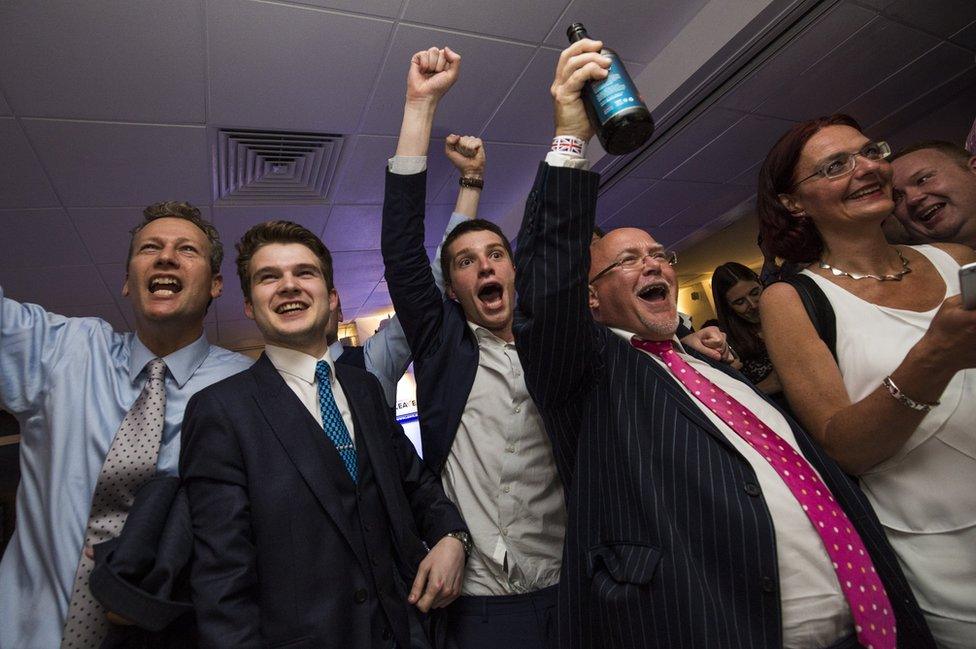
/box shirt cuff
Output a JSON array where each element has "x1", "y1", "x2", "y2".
[
  {"x1": 545, "y1": 151, "x2": 591, "y2": 170},
  {"x1": 445, "y1": 212, "x2": 471, "y2": 236},
  {"x1": 388, "y1": 155, "x2": 427, "y2": 175}
]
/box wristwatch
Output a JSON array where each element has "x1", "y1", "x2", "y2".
[
  {"x1": 458, "y1": 176, "x2": 484, "y2": 189},
  {"x1": 444, "y1": 530, "x2": 472, "y2": 557}
]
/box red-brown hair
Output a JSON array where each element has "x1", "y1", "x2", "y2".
[{"x1": 757, "y1": 114, "x2": 862, "y2": 264}]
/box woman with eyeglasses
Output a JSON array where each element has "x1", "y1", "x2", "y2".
[
  {"x1": 709, "y1": 262, "x2": 783, "y2": 397},
  {"x1": 757, "y1": 114, "x2": 976, "y2": 647}
]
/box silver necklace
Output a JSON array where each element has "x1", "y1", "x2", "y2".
[{"x1": 818, "y1": 248, "x2": 912, "y2": 281}]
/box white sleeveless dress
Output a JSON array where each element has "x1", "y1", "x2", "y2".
[{"x1": 802, "y1": 245, "x2": 976, "y2": 648}]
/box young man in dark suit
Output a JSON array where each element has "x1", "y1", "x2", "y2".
[
  {"x1": 180, "y1": 221, "x2": 468, "y2": 649},
  {"x1": 512, "y1": 39, "x2": 936, "y2": 649}
]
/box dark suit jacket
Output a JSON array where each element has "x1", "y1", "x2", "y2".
[
  {"x1": 381, "y1": 170, "x2": 479, "y2": 474},
  {"x1": 513, "y1": 162, "x2": 935, "y2": 649},
  {"x1": 90, "y1": 476, "x2": 195, "y2": 649},
  {"x1": 179, "y1": 354, "x2": 465, "y2": 649}
]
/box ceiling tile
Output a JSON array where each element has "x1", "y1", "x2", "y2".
[
  {"x1": 216, "y1": 318, "x2": 263, "y2": 349},
  {"x1": 1, "y1": 265, "x2": 114, "y2": 307},
  {"x1": 323, "y1": 205, "x2": 382, "y2": 251},
  {"x1": 727, "y1": 161, "x2": 761, "y2": 188},
  {"x1": 56, "y1": 303, "x2": 130, "y2": 332},
  {"x1": 879, "y1": 70, "x2": 976, "y2": 150},
  {"x1": 403, "y1": 0, "x2": 566, "y2": 42},
  {"x1": 595, "y1": 177, "x2": 658, "y2": 223},
  {"x1": 211, "y1": 204, "x2": 330, "y2": 254},
  {"x1": 22, "y1": 120, "x2": 210, "y2": 207},
  {"x1": 662, "y1": 183, "x2": 754, "y2": 230},
  {"x1": 628, "y1": 107, "x2": 747, "y2": 180},
  {"x1": 360, "y1": 25, "x2": 535, "y2": 136},
  {"x1": 433, "y1": 142, "x2": 549, "y2": 206},
  {"x1": 215, "y1": 290, "x2": 247, "y2": 324},
  {"x1": 332, "y1": 279, "x2": 377, "y2": 310},
  {"x1": 360, "y1": 286, "x2": 395, "y2": 310},
  {"x1": 332, "y1": 249, "x2": 386, "y2": 285},
  {"x1": 405, "y1": 203, "x2": 451, "y2": 248},
  {"x1": 754, "y1": 17, "x2": 940, "y2": 121},
  {"x1": 70, "y1": 206, "x2": 216, "y2": 265},
  {"x1": 469, "y1": 202, "x2": 524, "y2": 229},
  {"x1": 208, "y1": 0, "x2": 393, "y2": 132},
  {"x1": 543, "y1": 0, "x2": 709, "y2": 64},
  {"x1": 283, "y1": 0, "x2": 402, "y2": 18},
  {"x1": 649, "y1": 223, "x2": 702, "y2": 249},
  {"x1": 950, "y1": 20, "x2": 976, "y2": 51},
  {"x1": 0, "y1": 119, "x2": 60, "y2": 208},
  {"x1": 482, "y1": 48, "x2": 562, "y2": 145},
  {"x1": 601, "y1": 179, "x2": 727, "y2": 231},
  {"x1": 842, "y1": 42, "x2": 975, "y2": 127},
  {"x1": 666, "y1": 113, "x2": 796, "y2": 184},
  {"x1": 0, "y1": 209, "x2": 92, "y2": 268},
  {"x1": 333, "y1": 135, "x2": 454, "y2": 204},
  {"x1": 718, "y1": 3, "x2": 877, "y2": 113},
  {"x1": 0, "y1": 0, "x2": 206, "y2": 123},
  {"x1": 882, "y1": 0, "x2": 976, "y2": 38},
  {"x1": 214, "y1": 261, "x2": 246, "y2": 322}
]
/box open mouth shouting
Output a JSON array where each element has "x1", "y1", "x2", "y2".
[
  {"x1": 148, "y1": 275, "x2": 183, "y2": 297},
  {"x1": 636, "y1": 282, "x2": 670, "y2": 305},
  {"x1": 477, "y1": 280, "x2": 505, "y2": 311}
]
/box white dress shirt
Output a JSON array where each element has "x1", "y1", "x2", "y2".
[
  {"x1": 441, "y1": 324, "x2": 567, "y2": 596},
  {"x1": 264, "y1": 344, "x2": 356, "y2": 442},
  {"x1": 615, "y1": 329, "x2": 853, "y2": 649}
]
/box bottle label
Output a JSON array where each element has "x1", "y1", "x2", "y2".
[{"x1": 588, "y1": 53, "x2": 641, "y2": 125}]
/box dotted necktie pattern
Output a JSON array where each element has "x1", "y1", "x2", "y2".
[
  {"x1": 61, "y1": 358, "x2": 167, "y2": 648},
  {"x1": 315, "y1": 361, "x2": 358, "y2": 483},
  {"x1": 631, "y1": 338, "x2": 896, "y2": 649}
]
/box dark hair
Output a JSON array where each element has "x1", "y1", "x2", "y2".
[
  {"x1": 440, "y1": 219, "x2": 514, "y2": 287},
  {"x1": 592, "y1": 225, "x2": 606, "y2": 239},
  {"x1": 710, "y1": 261, "x2": 764, "y2": 359},
  {"x1": 757, "y1": 114, "x2": 862, "y2": 264},
  {"x1": 891, "y1": 139, "x2": 973, "y2": 167},
  {"x1": 128, "y1": 201, "x2": 222, "y2": 275},
  {"x1": 235, "y1": 220, "x2": 334, "y2": 300}
]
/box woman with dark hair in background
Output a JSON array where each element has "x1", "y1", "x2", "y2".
[
  {"x1": 710, "y1": 262, "x2": 783, "y2": 399},
  {"x1": 757, "y1": 113, "x2": 976, "y2": 647}
]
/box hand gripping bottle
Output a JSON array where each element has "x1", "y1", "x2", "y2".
[{"x1": 567, "y1": 22, "x2": 655, "y2": 155}]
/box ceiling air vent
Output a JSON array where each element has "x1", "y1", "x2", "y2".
[{"x1": 212, "y1": 128, "x2": 343, "y2": 203}]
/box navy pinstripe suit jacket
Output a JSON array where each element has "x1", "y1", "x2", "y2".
[{"x1": 512, "y1": 162, "x2": 934, "y2": 649}]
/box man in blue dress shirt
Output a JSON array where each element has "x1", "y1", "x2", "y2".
[{"x1": 0, "y1": 201, "x2": 252, "y2": 649}]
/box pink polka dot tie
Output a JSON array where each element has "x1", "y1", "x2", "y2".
[{"x1": 632, "y1": 338, "x2": 896, "y2": 649}]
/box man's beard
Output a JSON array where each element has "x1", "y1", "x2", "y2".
[{"x1": 638, "y1": 310, "x2": 680, "y2": 339}]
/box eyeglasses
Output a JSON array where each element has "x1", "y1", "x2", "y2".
[
  {"x1": 791, "y1": 140, "x2": 891, "y2": 189},
  {"x1": 590, "y1": 250, "x2": 677, "y2": 283}
]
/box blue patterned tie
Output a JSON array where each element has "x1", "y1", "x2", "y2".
[{"x1": 315, "y1": 360, "x2": 357, "y2": 483}]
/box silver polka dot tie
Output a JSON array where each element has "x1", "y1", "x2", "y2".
[{"x1": 60, "y1": 358, "x2": 167, "y2": 648}]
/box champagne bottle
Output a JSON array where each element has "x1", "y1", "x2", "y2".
[{"x1": 567, "y1": 23, "x2": 654, "y2": 155}]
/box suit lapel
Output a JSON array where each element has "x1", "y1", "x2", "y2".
[
  {"x1": 248, "y1": 354, "x2": 368, "y2": 568},
  {"x1": 629, "y1": 343, "x2": 741, "y2": 455}
]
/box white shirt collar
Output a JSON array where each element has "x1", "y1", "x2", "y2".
[
  {"x1": 609, "y1": 327, "x2": 685, "y2": 353},
  {"x1": 467, "y1": 320, "x2": 514, "y2": 347},
  {"x1": 264, "y1": 343, "x2": 336, "y2": 386}
]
